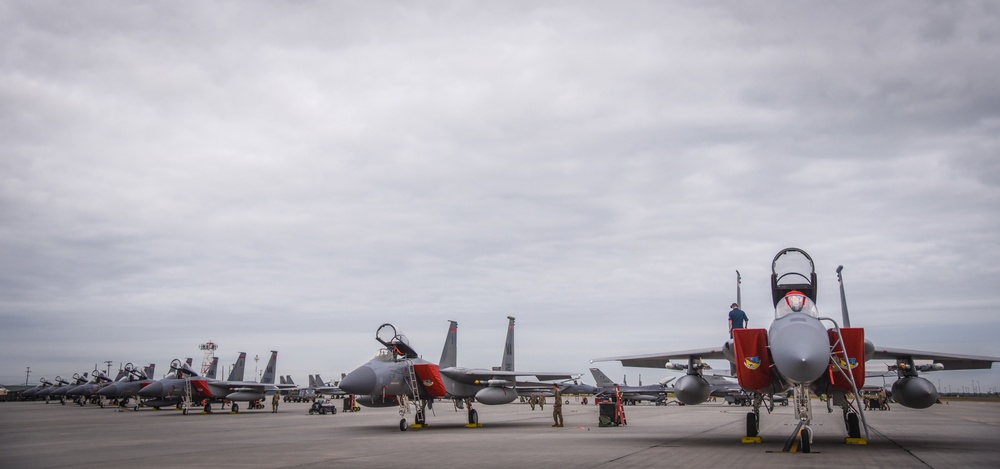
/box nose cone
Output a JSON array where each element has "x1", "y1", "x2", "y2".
[
  {"x1": 138, "y1": 381, "x2": 164, "y2": 398},
  {"x1": 769, "y1": 315, "x2": 831, "y2": 384},
  {"x1": 339, "y1": 366, "x2": 377, "y2": 395},
  {"x1": 96, "y1": 384, "x2": 119, "y2": 397}
]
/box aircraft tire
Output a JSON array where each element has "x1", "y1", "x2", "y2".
[
  {"x1": 399, "y1": 418, "x2": 407, "y2": 431},
  {"x1": 233, "y1": 403, "x2": 239, "y2": 413},
  {"x1": 183, "y1": 408, "x2": 188, "y2": 415},
  {"x1": 847, "y1": 412, "x2": 861, "y2": 439},
  {"x1": 205, "y1": 402, "x2": 212, "y2": 414},
  {"x1": 746, "y1": 412, "x2": 758, "y2": 437},
  {"x1": 800, "y1": 427, "x2": 812, "y2": 453},
  {"x1": 468, "y1": 409, "x2": 478, "y2": 426}
]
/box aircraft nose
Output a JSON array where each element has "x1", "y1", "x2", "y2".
[
  {"x1": 339, "y1": 366, "x2": 376, "y2": 395},
  {"x1": 138, "y1": 381, "x2": 163, "y2": 398},
  {"x1": 769, "y1": 317, "x2": 831, "y2": 384},
  {"x1": 96, "y1": 385, "x2": 117, "y2": 397}
]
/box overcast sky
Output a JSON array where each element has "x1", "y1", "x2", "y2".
[{"x1": 2, "y1": 1, "x2": 999, "y2": 393}]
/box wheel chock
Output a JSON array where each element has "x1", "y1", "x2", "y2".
[
  {"x1": 845, "y1": 437, "x2": 867, "y2": 445},
  {"x1": 465, "y1": 423, "x2": 483, "y2": 428},
  {"x1": 410, "y1": 424, "x2": 425, "y2": 429},
  {"x1": 742, "y1": 436, "x2": 763, "y2": 444}
]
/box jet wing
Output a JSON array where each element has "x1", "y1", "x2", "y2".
[
  {"x1": 592, "y1": 347, "x2": 728, "y2": 368},
  {"x1": 440, "y1": 368, "x2": 573, "y2": 383},
  {"x1": 870, "y1": 346, "x2": 1000, "y2": 371}
]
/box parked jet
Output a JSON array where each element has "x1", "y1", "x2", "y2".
[
  {"x1": 594, "y1": 247, "x2": 1000, "y2": 452},
  {"x1": 66, "y1": 368, "x2": 127, "y2": 405},
  {"x1": 339, "y1": 317, "x2": 574, "y2": 430},
  {"x1": 309, "y1": 375, "x2": 345, "y2": 397},
  {"x1": 138, "y1": 351, "x2": 290, "y2": 413},
  {"x1": 35, "y1": 376, "x2": 70, "y2": 403},
  {"x1": 48, "y1": 372, "x2": 90, "y2": 404},
  {"x1": 96, "y1": 363, "x2": 156, "y2": 410},
  {"x1": 21, "y1": 378, "x2": 53, "y2": 400}
]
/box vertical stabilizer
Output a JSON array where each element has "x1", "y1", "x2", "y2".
[
  {"x1": 206, "y1": 357, "x2": 219, "y2": 379},
  {"x1": 308, "y1": 375, "x2": 316, "y2": 388},
  {"x1": 228, "y1": 352, "x2": 247, "y2": 382},
  {"x1": 590, "y1": 368, "x2": 617, "y2": 388},
  {"x1": 316, "y1": 375, "x2": 326, "y2": 386},
  {"x1": 261, "y1": 351, "x2": 278, "y2": 384},
  {"x1": 501, "y1": 316, "x2": 515, "y2": 371},
  {"x1": 285, "y1": 375, "x2": 294, "y2": 385},
  {"x1": 837, "y1": 265, "x2": 852, "y2": 328},
  {"x1": 439, "y1": 320, "x2": 458, "y2": 367}
]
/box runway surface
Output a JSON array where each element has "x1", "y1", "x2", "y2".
[{"x1": 2, "y1": 398, "x2": 999, "y2": 468}]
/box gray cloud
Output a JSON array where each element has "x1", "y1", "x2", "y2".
[{"x1": 2, "y1": 1, "x2": 998, "y2": 390}]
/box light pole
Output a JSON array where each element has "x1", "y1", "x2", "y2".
[
  {"x1": 25, "y1": 367, "x2": 30, "y2": 386},
  {"x1": 105, "y1": 361, "x2": 114, "y2": 376}
]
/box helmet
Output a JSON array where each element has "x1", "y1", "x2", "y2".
[{"x1": 784, "y1": 291, "x2": 806, "y2": 312}]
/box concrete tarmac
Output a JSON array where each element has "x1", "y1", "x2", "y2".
[{"x1": 2, "y1": 399, "x2": 999, "y2": 468}]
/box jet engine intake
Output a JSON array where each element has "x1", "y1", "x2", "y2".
[
  {"x1": 475, "y1": 386, "x2": 518, "y2": 405},
  {"x1": 891, "y1": 376, "x2": 939, "y2": 409},
  {"x1": 673, "y1": 375, "x2": 711, "y2": 405}
]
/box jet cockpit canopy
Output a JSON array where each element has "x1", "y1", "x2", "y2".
[
  {"x1": 775, "y1": 290, "x2": 819, "y2": 319},
  {"x1": 771, "y1": 247, "x2": 818, "y2": 307}
]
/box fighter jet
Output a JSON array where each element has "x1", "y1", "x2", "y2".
[
  {"x1": 48, "y1": 372, "x2": 91, "y2": 404},
  {"x1": 138, "y1": 351, "x2": 291, "y2": 413},
  {"x1": 96, "y1": 363, "x2": 156, "y2": 410},
  {"x1": 21, "y1": 378, "x2": 53, "y2": 400},
  {"x1": 594, "y1": 247, "x2": 1000, "y2": 452},
  {"x1": 339, "y1": 317, "x2": 574, "y2": 431},
  {"x1": 309, "y1": 375, "x2": 345, "y2": 397},
  {"x1": 34, "y1": 376, "x2": 70, "y2": 403},
  {"x1": 66, "y1": 368, "x2": 125, "y2": 406}
]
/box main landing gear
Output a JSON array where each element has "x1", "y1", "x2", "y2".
[{"x1": 742, "y1": 393, "x2": 764, "y2": 444}]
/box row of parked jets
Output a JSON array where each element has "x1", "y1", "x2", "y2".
[{"x1": 17, "y1": 248, "x2": 1000, "y2": 454}]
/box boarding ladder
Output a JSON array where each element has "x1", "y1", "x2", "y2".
[
  {"x1": 824, "y1": 319, "x2": 870, "y2": 443},
  {"x1": 181, "y1": 376, "x2": 195, "y2": 415}
]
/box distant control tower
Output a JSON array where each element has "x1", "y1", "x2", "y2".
[{"x1": 199, "y1": 341, "x2": 218, "y2": 376}]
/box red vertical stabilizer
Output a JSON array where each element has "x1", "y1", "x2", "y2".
[
  {"x1": 828, "y1": 328, "x2": 866, "y2": 390},
  {"x1": 733, "y1": 328, "x2": 773, "y2": 391},
  {"x1": 412, "y1": 363, "x2": 448, "y2": 398}
]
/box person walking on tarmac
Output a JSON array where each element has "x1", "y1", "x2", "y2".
[
  {"x1": 728, "y1": 303, "x2": 749, "y2": 338},
  {"x1": 272, "y1": 393, "x2": 280, "y2": 413},
  {"x1": 551, "y1": 385, "x2": 564, "y2": 427}
]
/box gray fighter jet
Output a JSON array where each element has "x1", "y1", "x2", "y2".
[
  {"x1": 138, "y1": 351, "x2": 291, "y2": 413},
  {"x1": 34, "y1": 376, "x2": 70, "y2": 403},
  {"x1": 594, "y1": 247, "x2": 1000, "y2": 452},
  {"x1": 96, "y1": 363, "x2": 156, "y2": 410},
  {"x1": 48, "y1": 372, "x2": 90, "y2": 404},
  {"x1": 339, "y1": 317, "x2": 574, "y2": 431},
  {"x1": 21, "y1": 378, "x2": 53, "y2": 400}
]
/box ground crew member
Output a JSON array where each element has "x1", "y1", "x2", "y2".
[
  {"x1": 728, "y1": 303, "x2": 749, "y2": 338},
  {"x1": 552, "y1": 385, "x2": 563, "y2": 427},
  {"x1": 539, "y1": 393, "x2": 545, "y2": 411},
  {"x1": 272, "y1": 393, "x2": 279, "y2": 413},
  {"x1": 529, "y1": 393, "x2": 536, "y2": 410}
]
